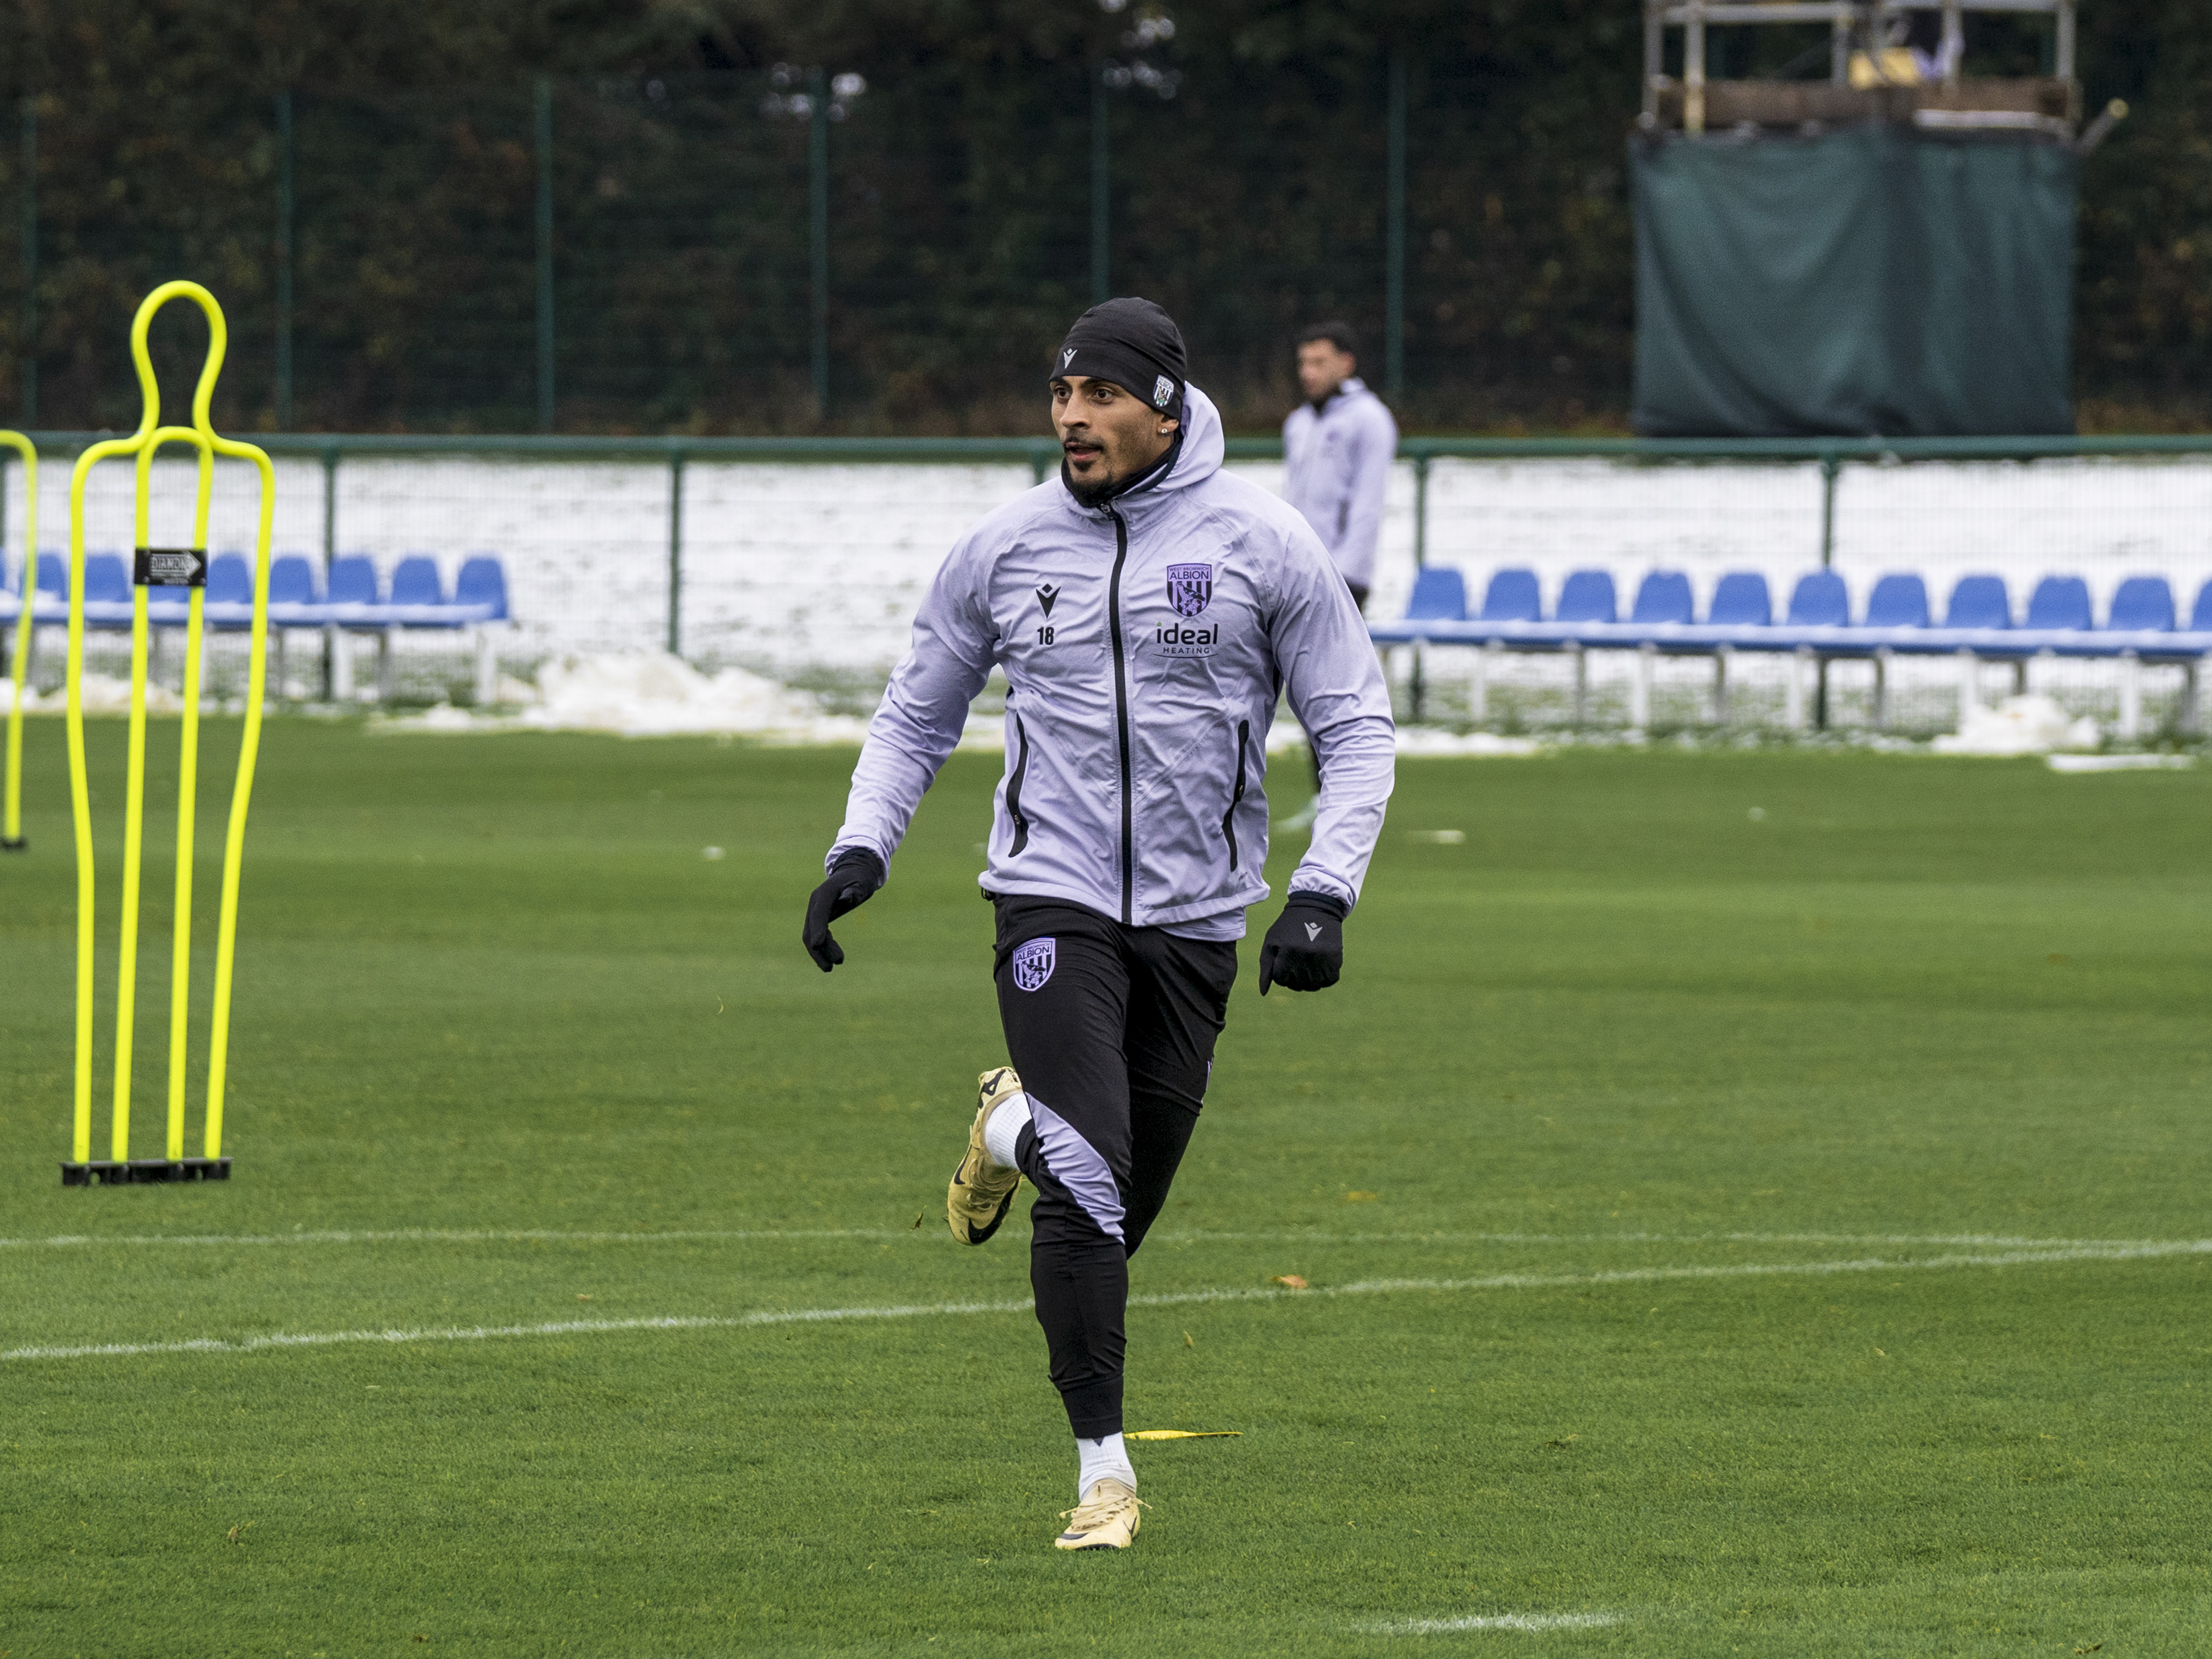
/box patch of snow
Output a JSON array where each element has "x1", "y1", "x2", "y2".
[
  {"x1": 72, "y1": 675, "x2": 186, "y2": 716},
  {"x1": 1, "y1": 676, "x2": 195, "y2": 716},
  {"x1": 1930, "y1": 694, "x2": 2099, "y2": 756},
  {"x1": 1394, "y1": 727, "x2": 1545, "y2": 757},
  {"x1": 406, "y1": 704, "x2": 480, "y2": 733},
  {"x1": 2046, "y1": 752, "x2": 2194, "y2": 773},
  {"x1": 376, "y1": 652, "x2": 877, "y2": 742}
]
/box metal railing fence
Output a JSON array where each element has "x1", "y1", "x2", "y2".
[{"x1": 5, "y1": 430, "x2": 2211, "y2": 732}]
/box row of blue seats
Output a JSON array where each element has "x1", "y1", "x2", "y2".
[
  {"x1": 1370, "y1": 567, "x2": 2212, "y2": 659},
  {"x1": 1, "y1": 553, "x2": 510, "y2": 629}
]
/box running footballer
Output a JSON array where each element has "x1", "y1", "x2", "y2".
[{"x1": 802, "y1": 297, "x2": 1395, "y2": 1551}]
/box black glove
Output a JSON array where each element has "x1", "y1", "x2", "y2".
[
  {"x1": 802, "y1": 848, "x2": 885, "y2": 972},
  {"x1": 1257, "y1": 892, "x2": 1347, "y2": 996}
]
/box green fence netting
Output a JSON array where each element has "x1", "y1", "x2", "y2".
[{"x1": 1631, "y1": 127, "x2": 2078, "y2": 439}]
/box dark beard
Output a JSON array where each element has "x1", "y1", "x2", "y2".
[
  {"x1": 1064, "y1": 463, "x2": 1120, "y2": 509},
  {"x1": 1062, "y1": 429, "x2": 1182, "y2": 509}
]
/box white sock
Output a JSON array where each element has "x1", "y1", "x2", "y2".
[
  {"x1": 1077, "y1": 1433, "x2": 1136, "y2": 1499},
  {"x1": 982, "y1": 1090, "x2": 1032, "y2": 1171}
]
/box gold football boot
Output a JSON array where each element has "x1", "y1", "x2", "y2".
[
  {"x1": 1054, "y1": 1478, "x2": 1144, "y2": 1551},
  {"x1": 947, "y1": 1066, "x2": 1024, "y2": 1245}
]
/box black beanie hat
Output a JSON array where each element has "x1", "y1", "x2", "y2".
[{"x1": 1050, "y1": 297, "x2": 1187, "y2": 418}]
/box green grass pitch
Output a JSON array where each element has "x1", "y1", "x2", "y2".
[{"x1": 2, "y1": 722, "x2": 2209, "y2": 1656}]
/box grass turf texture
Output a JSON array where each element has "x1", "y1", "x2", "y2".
[{"x1": 2, "y1": 722, "x2": 2209, "y2": 1657}]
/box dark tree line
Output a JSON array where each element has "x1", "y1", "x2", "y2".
[{"x1": 2, "y1": 0, "x2": 2204, "y2": 433}]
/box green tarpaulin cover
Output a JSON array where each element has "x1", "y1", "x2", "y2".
[{"x1": 1632, "y1": 126, "x2": 2077, "y2": 437}]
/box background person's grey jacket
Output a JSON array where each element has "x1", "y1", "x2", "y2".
[
  {"x1": 1280, "y1": 377, "x2": 1399, "y2": 590},
  {"x1": 830, "y1": 384, "x2": 1395, "y2": 938}
]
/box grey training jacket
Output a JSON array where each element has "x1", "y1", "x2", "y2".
[
  {"x1": 829, "y1": 384, "x2": 1396, "y2": 936},
  {"x1": 1281, "y1": 376, "x2": 1399, "y2": 589}
]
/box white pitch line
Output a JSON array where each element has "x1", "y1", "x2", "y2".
[
  {"x1": 0, "y1": 1226, "x2": 2150, "y2": 1253},
  {"x1": 1154, "y1": 1229, "x2": 2141, "y2": 1249},
  {"x1": 5, "y1": 1238, "x2": 2205, "y2": 1365},
  {"x1": 0, "y1": 1298, "x2": 1036, "y2": 1363},
  {"x1": 1363, "y1": 1612, "x2": 1627, "y2": 1634},
  {"x1": 0, "y1": 1226, "x2": 913, "y2": 1251}
]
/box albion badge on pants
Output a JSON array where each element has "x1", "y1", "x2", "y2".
[{"x1": 1012, "y1": 937, "x2": 1057, "y2": 993}]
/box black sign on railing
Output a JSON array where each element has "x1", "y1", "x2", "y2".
[{"x1": 134, "y1": 548, "x2": 208, "y2": 588}]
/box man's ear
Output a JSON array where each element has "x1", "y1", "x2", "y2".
[{"x1": 1156, "y1": 416, "x2": 1180, "y2": 435}]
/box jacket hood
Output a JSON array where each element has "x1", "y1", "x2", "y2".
[
  {"x1": 1063, "y1": 382, "x2": 1225, "y2": 517},
  {"x1": 1155, "y1": 382, "x2": 1224, "y2": 494}
]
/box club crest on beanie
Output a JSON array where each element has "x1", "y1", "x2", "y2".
[{"x1": 1050, "y1": 297, "x2": 1187, "y2": 417}]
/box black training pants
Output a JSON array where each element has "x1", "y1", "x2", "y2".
[{"x1": 991, "y1": 895, "x2": 1238, "y2": 1439}]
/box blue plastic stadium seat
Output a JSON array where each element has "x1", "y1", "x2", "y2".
[
  {"x1": 389, "y1": 555, "x2": 447, "y2": 609},
  {"x1": 85, "y1": 554, "x2": 131, "y2": 604},
  {"x1": 392, "y1": 553, "x2": 475, "y2": 627},
  {"x1": 2024, "y1": 575, "x2": 2092, "y2": 632},
  {"x1": 1707, "y1": 571, "x2": 1773, "y2": 627},
  {"x1": 268, "y1": 555, "x2": 320, "y2": 607},
  {"x1": 1402, "y1": 566, "x2": 1467, "y2": 622},
  {"x1": 1863, "y1": 573, "x2": 1930, "y2": 630},
  {"x1": 1944, "y1": 574, "x2": 2012, "y2": 630},
  {"x1": 327, "y1": 554, "x2": 384, "y2": 621},
  {"x1": 2193, "y1": 581, "x2": 2212, "y2": 633},
  {"x1": 1629, "y1": 570, "x2": 1693, "y2": 626},
  {"x1": 454, "y1": 555, "x2": 511, "y2": 622},
  {"x1": 1555, "y1": 569, "x2": 1617, "y2": 626},
  {"x1": 21, "y1": 555, "x2": 59, "y2": 622},
  {"x1": 1479, "y1": 568, "x2": 1542, "y2": 623},
  {"x1": 2104, "y1": 576, "x2": 2176, "y2": 633},
  {"x1": 1786, "y1": 570, "x2": 1851, "y2": 628},
  {"x1": 74, "y1": 553, "x2": 136, "y2": 629},
  {"x1": 188, "y1": 553, "x2": 255, "y2": 629},
  {"x1": 206, "y1": 555, "x2": 254, "y2": 605}
]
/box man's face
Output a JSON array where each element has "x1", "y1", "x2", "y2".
[
  {"x1": 1052, "y1": 374, "x2": 1177, "y2": 503},
  {"x1": 1296, "y1": 340, "x2": 1356, "y2": 403}
]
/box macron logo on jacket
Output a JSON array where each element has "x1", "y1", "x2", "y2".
[
  {"x1": 1281, "y1": 377, "x2": 1399, "y2": 589},
  {"x1": 830, "y1": 384, "x2": 1396, "y2": 937}
]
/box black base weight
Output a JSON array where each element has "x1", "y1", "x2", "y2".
[
  {"x1": 0, "y1": 837, "x2": 25, "y2": 851},
  {"x1": 62, "y1": 1157, "x2": 232, "y2": 1187}
]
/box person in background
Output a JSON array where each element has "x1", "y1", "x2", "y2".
[{"x1": 1279, "y1": 323, "x2": 1398, "y2": 830}]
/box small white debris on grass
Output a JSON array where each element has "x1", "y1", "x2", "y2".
[
  {"x1": 1931, "y1": 694, "x2": 2099, "y2": 756},
  {"x1": 1407, "y1": 829, "x2": 1465, "y2": 844},
  {"x1": 702, "y1": 846, "x2": 726, "y2": 860},
  {"x1": 1362, "y1": 1612, "x2": 1626, "y2": 1634}
]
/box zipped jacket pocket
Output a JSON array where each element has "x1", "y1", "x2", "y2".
[
  {"x1": 1221, "y1": 719, "x2": 1250, "y2": 871},
  {"x1": 1005, "y1": 714, "x2": 1033, "y2": 855}
]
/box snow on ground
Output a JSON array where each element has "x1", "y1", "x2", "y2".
[
  {"x1": 378, "y1": 654, "x2": 882, "y2": 743},
  {"x1": 2046, "y1": 752, "x2": 2194, "y2": 772},
  {"x1": 1392, "y1": 728, "x2": 1545, "y2": 757},
  {"x1": 370, "y1": 651, "x2": 1545, "y2": 754},
  {"x1": 0, "y1": 674, "x2": 184, "y2": 715},
  {"x1": 1930, "y1": 694, "x2": 2101, "y2": 755}
]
